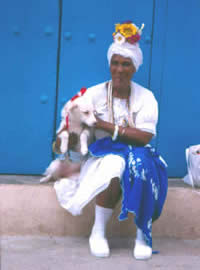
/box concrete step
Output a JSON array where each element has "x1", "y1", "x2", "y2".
[{"x1": 0, "y1": 176, "x2": 200, "y2": 239}]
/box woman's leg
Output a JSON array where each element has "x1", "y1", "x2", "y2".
[
  {"x1": 88, "y1": 154, "x2": 125, "y2": 257},
  {"x1": 94, "y1": 177, "x2": 152, "y2": 260},
  {"x1": 96, "y1": 177, "x2": 122, "y2": 208},
  {"x1": 134, "y1": 228, "x2": 152, "y2": 260},
  {"x1": 89, "y1": 178, "x2": 121, "y2": 257}
]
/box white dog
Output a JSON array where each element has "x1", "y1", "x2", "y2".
[
  {"x1": 40, "y1": 94, "x2": 96, "y2": 183},
  {"x1": 58, "y1": 95, "x2": 96, "y2": 155}
]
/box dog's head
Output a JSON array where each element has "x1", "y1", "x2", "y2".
[{"x1": 68, "y1": 96, "x2": 97, "y2": 127}]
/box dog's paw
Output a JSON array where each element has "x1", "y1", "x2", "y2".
[
  {"x1": 59, "y1": 131, "x2": 69, "y2": 153},
  {"x1": 40, "y1": 175, "x2": 52, "y2": 183},
  {"x1": 81, "y1": 147, "x2": 88, "y2": 156},
  {"x1": 60, "y1": 144, "x2": 68, "y2": 154}
]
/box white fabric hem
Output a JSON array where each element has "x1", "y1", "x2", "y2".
[{"x1": 54, "y1": 154, "x2": 126, "y2": 216}]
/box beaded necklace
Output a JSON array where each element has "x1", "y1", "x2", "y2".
[{"x1": 107, "y1": 81, "x2": 135, "y2": 128}]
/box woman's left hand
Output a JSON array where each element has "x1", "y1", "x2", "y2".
[
  {"x1": 93, "y1": 111, "x2": 153, "y2": 146},
  {"x1": 94, "y1": 112, "x2": 105, "y2": 129}
]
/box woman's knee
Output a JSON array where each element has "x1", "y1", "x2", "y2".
[
  {"x1": 101, "y1": 154, "x2": 125, "y2": 178},
  {"x1": 96, "y1": 177, "x2": 121, "y2": 208},
  {"x1": 95, "y1": 155, "x2": 125, "y2": 208}
]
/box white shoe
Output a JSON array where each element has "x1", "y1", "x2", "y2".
[
  {"x1": 89, "y1": 235, "x2": 110, "y2": 258},
  {"x1": 133, "y1": 239, "x2": 152, "y2": 260}
]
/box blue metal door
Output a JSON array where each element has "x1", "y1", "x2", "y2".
[
  {"x1": 56, "y1": 0, "x2": 156, "y2": 130},
  {"x1": 0, "y1": 0, "x2": 157, "y2": 175},
  {"x1": 0, "y1": 1, "x2": 59, "y2": 174},
  {"x1": 1, "y1": 0, "x2": 199, "y2": 177},
  {"x1": 151, "y1": 0, "x2": 200, "y2": 177}
]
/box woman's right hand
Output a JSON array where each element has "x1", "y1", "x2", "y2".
[
  {"x1": 54, "y1": 132, "x2": 78, "y2": 152},
  {"x1": 53, "y1": 125, "x2": 67, "y2": 153},
  {"x1": 55, "y1": 136, "x2": 61, "y2": 150}
]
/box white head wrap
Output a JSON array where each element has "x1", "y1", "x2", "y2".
[{"x1": 107, "y1": 41, "x2": 143, "y2": 71}]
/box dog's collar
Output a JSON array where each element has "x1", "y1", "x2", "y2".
[
  {"x1": 66, "y1": 115, "x2": 69, "y2": 129},
  {"x1": 70, "y1": 87, "x2": 87, "y2": 102},
  {"x1": 65, "y1": 87, "x2": 87, "y2": 129}
]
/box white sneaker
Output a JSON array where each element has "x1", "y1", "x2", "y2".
[
  {"x1": 133, "y1": 239, "x2": 152, "y2": 260},
  {"x1": 89, "y1": 235, "x2": 110, "y2": 258}
]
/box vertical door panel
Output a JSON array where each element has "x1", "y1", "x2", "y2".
[
  {"x1": 151, "y1": 0, "x2": 200, "y2": 176},
  {"x1": 0, "y1": 1, "x2": 59, "y2": 174}
]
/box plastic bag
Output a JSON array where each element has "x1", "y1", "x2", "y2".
[{"x1": 183, "y1": 144, "x2": 200, "y2": 188}]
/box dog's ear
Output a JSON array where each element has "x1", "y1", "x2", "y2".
[{"x1": 68, "y1": 101, "x2": 78, "y2": 111}]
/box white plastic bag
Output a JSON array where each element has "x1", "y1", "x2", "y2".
[{"x1": 183, "y1": 144, "x2": 200, "y2": 188}]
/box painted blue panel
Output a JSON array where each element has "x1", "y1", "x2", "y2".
[
  {"x1": 0, "y1": 1, "x2": 59, "y2": 174},
  {"x1": 57, "y1": 0, "x2": 155, "y2": 130},
  {"x1": 151, "y1": 0, "x2": 200, "y2": 177}
]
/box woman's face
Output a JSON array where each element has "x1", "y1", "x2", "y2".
[{"x1": 110, "y1": 54, "x2": 136, "y2": 90}]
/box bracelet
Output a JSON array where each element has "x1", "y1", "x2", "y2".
[{"x1": 112, "y1": 125, "x2": 119, "y2": 141}]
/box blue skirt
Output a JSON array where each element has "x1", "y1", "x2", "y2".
[{"x1": 88, "y1": 137, "x2": 168, "y2": 247}]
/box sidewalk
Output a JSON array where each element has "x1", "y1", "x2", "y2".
[{"x1": 1, "y1": 236, "x2": 200, "y2": 270}]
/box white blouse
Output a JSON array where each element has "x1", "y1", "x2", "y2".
[{"x1": 84, "y1": 81, "x2": 158, "y2": 139}]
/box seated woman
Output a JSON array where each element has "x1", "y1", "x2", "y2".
[{"x1": 54, "y1": 21, "x2": 168, "y2": 260}]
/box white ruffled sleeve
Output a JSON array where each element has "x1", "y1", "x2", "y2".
[{"x1": 134, "y1": 92, "x2": 158, "y2": 135}]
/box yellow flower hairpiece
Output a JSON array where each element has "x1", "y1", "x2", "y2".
[{"x1": 113, "y1": 21, "x2": 145, "y2": 45}]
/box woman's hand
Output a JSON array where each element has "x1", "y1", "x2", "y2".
[
  {"x1": 93, "y1": 112, "x2": 153, "y2": 146},
  {"x1": 94, "y1": 113, "x2": 105, "y2": 129},
  {"x1": 55, "y1": 132, "x2": 78, "y2": 152},
  {"x1": 54, "y1": 126, "x2": 67, "y2": 152}
]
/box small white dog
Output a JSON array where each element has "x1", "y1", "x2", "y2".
[
  {"x1": 58, "y1": 95, "x2": 96, "y2": 155},
  {"x1": 40, "y1": 93, "x2": 96, "y2": 183}
]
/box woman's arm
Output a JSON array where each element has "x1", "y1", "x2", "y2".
[{"x1": 94, "y1": 116, "x2": 153, "y2": 146}]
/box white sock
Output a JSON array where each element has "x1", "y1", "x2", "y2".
[
  {"x1": 136, "y1": 228, "x2": 145, "y2": 243},
  {"x1": 90, "y1": 205, "x2": 113, "y2": 238}
]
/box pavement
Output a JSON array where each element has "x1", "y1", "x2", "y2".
[{"x1": 1, "y1": 236, "x2": 200, "y2": 270}]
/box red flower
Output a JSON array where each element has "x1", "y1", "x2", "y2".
[
  {"x1": 126, "y1": 34, "x2": 141, "y2": 44},
  {"x1": 122, "y1": 20, "x2": 133, "y2": 24}
]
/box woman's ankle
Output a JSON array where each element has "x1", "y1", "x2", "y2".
[{"x1": 90, "y1": 205, "x2": 113, "y2": 238}]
